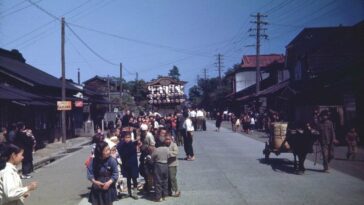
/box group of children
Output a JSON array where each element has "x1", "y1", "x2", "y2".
[{"x1": 86, "y1": 117, "x2": 182, "y2": 205}]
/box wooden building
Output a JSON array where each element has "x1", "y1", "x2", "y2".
[{"x1": 0, "y1": 48, "x2": 82, "y2": 147}]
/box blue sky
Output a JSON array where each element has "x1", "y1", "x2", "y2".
[{"x1": 1, "y1": 0, "x2": 363, "y2": 92}]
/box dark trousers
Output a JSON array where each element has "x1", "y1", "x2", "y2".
[
  {"x1": 22, "y1": 160, "x2": 33, "y2": 175},
  {"x1": 176, "y1": 129, "x2": 185, "y2": 146},
  {"x1": 154, "y1": 163, "x2": 169, "y2": 199},
  {"x1": 183, "y1": 131, "x2": 194, "y2": 157},
  {"x1": 319, "y1": 140, "x2": 334, "y2": 170},
  {"x1": 127, "y1": 177, "x2": 138, "y2": 195},
  {"x1": 168, "y1": 166, "x2": 178, "y2": 193},
  {"x1": 139, "y1": 153, "x2": 153, "y2": 192}
]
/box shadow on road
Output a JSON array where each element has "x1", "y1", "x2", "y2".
[
  {"x1": 258, "y1": 158, "x2": 297, "y2": 174},
  {"x1": 258, "y1": 158, "x2": 324, "y2": 174}
]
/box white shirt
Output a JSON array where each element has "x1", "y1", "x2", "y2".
[
  {"x1": 250, "y1": 117, "x2": 256, "y2": 125},
  {"x1": 145, "y1": 132, "x2": 156, "y2": 147},
  {"x1": 189, "y1": 110, "x2": 197, "y2": 118},
  {"x1": 196, "y1": 110, "x2": 204, "y2": 117},
  {"x1": 154, "y1": 121, "x2": 159, "y2": 129},
  {"x1": 183, "y1": 118, "x2": 195, "y2": 132},
  {"x1": 0, "y1": 163, "x2": 29, "y2": 205}
]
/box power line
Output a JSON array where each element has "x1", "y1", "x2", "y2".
[
  {"x1": 66, "y1": 0, "x2": 113, "y2": 22},
  {"x1": 4, "y1": 0, "x2": 92, "y2": 47},
  {"x1": 265, "y1": 0, "x2": 293, "y2": 14},
  {"x1": 26, "y1": 0, "x2": 59, "y2": 21},
  {"x1": 67, "y1": 22, "x2": 212, "y2": 57},
  {"x1": 268, "y1": 0, "x2": 340, "y2": 40},
  {"x1": 0, "y1": 0, "x2": 42, "y2": 19},
  {"x1": 65, "y1": 23, "x2": 118, "y2": 66}
]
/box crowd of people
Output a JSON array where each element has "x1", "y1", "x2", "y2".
[
  {"x1": 0, "y1": 107, "x2": 360, "y2": 205},
  {"x1": 86, "y1": 109, "x2": 202, "y2": 204}
]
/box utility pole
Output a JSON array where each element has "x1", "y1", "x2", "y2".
[
  {"x1": 61, "y1": 17, "x2": 66, "y2": 143},
  {"x1": 203, "y1": 68, "x2": 207, "y2": 80},
  {"x1": 77, "y1": 68, "x2": 80, "y2": 84},
  {"x1": 250, "y1": 12, "x2": 268, "y2": 93},
  {"x1": 136, "y1": 72, "x2": 139, "y2": 82},
  {"x1": 119, "y1": 63, "x2": 123, "y2": 98},
  {"x1": 107, "y1": 75, "x2": 111, "y2": 112},
  {"x1": 216, "y1": 53, "x2": 224, "y2": 85}
]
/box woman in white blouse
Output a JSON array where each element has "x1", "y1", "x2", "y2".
[{"x1": 0, "y1": 143, "x2": 37, "y2": 205}]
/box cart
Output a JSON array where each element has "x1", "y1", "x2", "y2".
[{"x1": 263, "y1": 122, "x2": 291, "y2": 160}]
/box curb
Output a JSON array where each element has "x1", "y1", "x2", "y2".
[{"x1": 20, "y1": 137, "x2": 92, "y2": 173}]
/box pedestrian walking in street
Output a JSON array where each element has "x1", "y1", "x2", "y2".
[
  {"x1": 87, "y1": 141, "x2": 119, "y2": 205},
  {"x1": 13, "y1": 122, "x2": 35, "y2": 179},
  {"x1": 250, "y1": 116, "x2": 256, "y2": 131},
  {"x1": 196, "y1": 109, "x2": 204, "y2": 131},
  {"x1": 345, "y1": 127, "x2": 359, "y2": 160},
  {"x1": 0, "y1": 143, "x2": 38, "y2": 205},
  {"x1": 231, "y1": 114, "x2": 237, "y2": 132},
  {"x1": 176, "y1": 112, "x2": 185, "y2": 146},
  {"x1": 215, "y1": 112, "x2": 223, "y2": 132},
  {"x1": 189, "y1": 109, "x2": 197, "y2": 130},
  {"x1": 183, "y1": 113, "x2": 195, "y2": 160},
  {"x1": 242, "y1": 113, "x2": 251, "y2": 134},
  {"x1": 117, "y1": 132, "x2": 139, "y2": 200},
  {"x1": 151, "y1": 142, "x2": 169, "y2": 202},
  {"x1": 318, "y1": 110, "x2": 338, "y2": 172},
  {"x1": 165, "y1": 135, "x2": 181, "y2": 197},
  {"x1": 235, "y1": 117, "x2": 241, "y2": 132}
]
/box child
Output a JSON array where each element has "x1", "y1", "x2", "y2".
[
  {"x1": 0, "y1": 143, "x2": 38, "y2": 204},
  {"x1": 345, "y1": 127, "x2": 359, "y2": 160},
  {"x1": 165, "y1": 135, "x2": 181, "y2": 197},
  {"x1": 151, "y1": 141, "x2": 169, "y2": 202},
  {"x1": 105, "y1": 138, "x2": 124, "y2": 197},
  {"x1": 117, "y1": 132, "x2": 139, "y2": 200},
  {"x1": 87, "y1": 141, "x2": 119, "y2": 205}
]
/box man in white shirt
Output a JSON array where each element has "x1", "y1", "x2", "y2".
[
  {"x1": 196, "y1": 109, "x2": 204, "y2": 131},
  {"x1": 189, "y1": 109, "x2": 197, "y2": 130},
  {"x1": 183, "y1": 114, "x2": 195, "y2": 161}
]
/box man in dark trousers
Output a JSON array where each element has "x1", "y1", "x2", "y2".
[
  {"x1": 13, "y1": 122, "x2": 35, "y2": 179},
  {"x1": 122, "y1": 110, "x2": 132, "y2": 128},
  {"x1": 318, "y1": 110, "x2": 338, "y2": 172},
  {"x1": 176, "y1": 111, "x2": 185, "y2": 146}
]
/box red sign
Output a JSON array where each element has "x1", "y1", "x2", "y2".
[{"x1": 75, "y1": 101, "x2": 84, "y2": 107}]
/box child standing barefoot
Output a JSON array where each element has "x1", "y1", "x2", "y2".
[{"x1": 345, "y1": 127, "x2": 359, "y2": 160}]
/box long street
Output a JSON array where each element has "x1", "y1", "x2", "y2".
[{"x1": 26, "y1": 121, "x2": 364, "y2": 205}]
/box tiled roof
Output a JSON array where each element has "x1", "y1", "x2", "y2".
[
  {"x1": 241, "y1": 54, "x2": 285, "y2": 69},
  {"x1": 0, "y1": 84, "x2": 52, "y2": 106},
  {"x1": 0, "y1": 56, "x2": 80, "y2": 91}
]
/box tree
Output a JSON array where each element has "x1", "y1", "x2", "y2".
[
  {"x1": 168, "y1": 65, "x2": 180, "y2": 81},
  {"x1": 188, "y1": 70, "x2": 233, "y2": 112}
]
